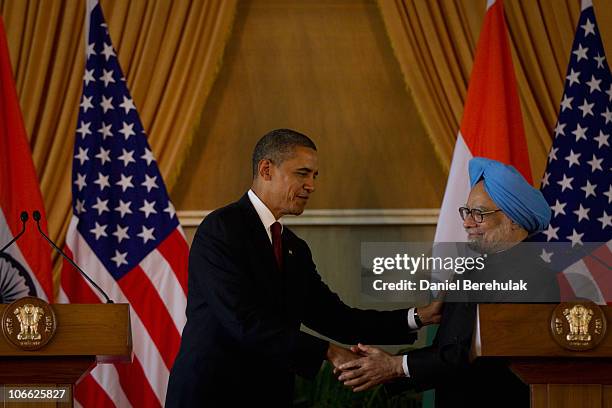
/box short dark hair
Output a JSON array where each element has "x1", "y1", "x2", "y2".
[{"x1": 252, "y1": 129, "x2": 317, "y2": 177}]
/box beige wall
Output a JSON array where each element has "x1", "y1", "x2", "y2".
[
  {"x1": 172, "y1": 0, "x2": 446, "y2": 211},
  {"x1": 183, "y1": 221, "x2": 435, "y2": 306}
]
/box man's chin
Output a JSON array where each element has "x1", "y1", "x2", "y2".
[
  {"x1": 467, "y1": 239, "x2": 485, "y2": 254},
  {"x1": 285, "y1": 206, "x2": 306, "y2": 216}
]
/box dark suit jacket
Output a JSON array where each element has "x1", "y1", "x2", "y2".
[
  {"x1": 166, "y1": 194, "x2": 416, "y2": 407},
  {"x1": 389, "y1": 244, "x2": 560, "y2": 408}
]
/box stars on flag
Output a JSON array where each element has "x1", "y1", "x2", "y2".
[
  {"x1": 100, "y1": 95, "x2": 114, "y2": 113},
  {"x1": 571, "y1": 123, "x2": 588, "y2": 141},
  {"x1": 112, "y1": 224, "x2": 130, "y2": 243},
  {"x1": 119, "y1": 121, "x2": 135, "y2": 139},
  {"x1": 99, "y1": 69, "x2": 115, "y2": 87},
  {"x1": 139, "y1": 200, "x2": 157, "y2": 218},
  {"x1": 77, "y1": 121, "x2": 92, "y2": 138},
  {"x1": 554, "y1": 122, "x2": 566, "y2": 137},
  {"x1": 116, "y1": 174, "x2": 134, "y2": 192},
  {"x1": 90, "y1": 222, "x2": 108, "y2": 240},
  {"x1": 533, "y1": 3, "x2": 611, "y2": 278},
  {"x1": 567, "y1": 68, "x2": 581, "y2": 86},
  {"x1": 578, "y1": 98, "x2": 594, "y2": 117},
  {"x1": 581, "y1": 18, "x2": 595, "y2": 37},
  {"x1": 119, "y1": 96, "x2": 136, "y2": 114},
  {"x1": 98, "y1": 122, "x2": 113, "y2": 139},
  {"x1": 71, "y1": 17, "x2": 179, "y2": 278},
  {"x1": 550, "y1": 200, "x2": 567, "y2": 217},
  {"x1": 114, "y1": 199, "x2": 133, "y2": 218},
  {"x1": 74, "y1": 147, "x2": 89, "y2": 165},
  {"x1": 95, "y1": 147, "x2": 111, "y2": 164},
  {"x1": 573, "y1": 43, "x2": 589, "y2": 62},
  {"x1": 117, "y1": 148, "x2": 135, "y2": 166},
  {"x1": 586, "y1": 75, "x2": 601, "y2": 93},
  {"x1": 92, "y1": 197, "x2": 109, "y2": 215},
  {"x1": 580, "y1": 180, "x2": 597, "y2": 198}
]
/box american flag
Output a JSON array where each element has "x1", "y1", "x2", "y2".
[
  {"x1": 58, "y1": 1, "x2": 188, "y2": 406},
  {"x1": 533, "y1": 0, "x2": 611, "y2": 304}
]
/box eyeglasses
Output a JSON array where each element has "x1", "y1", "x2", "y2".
[{"x1": 458, "y1": 207, "x2": 502, "y2": 223}]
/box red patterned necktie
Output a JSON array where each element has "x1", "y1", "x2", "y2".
[{"x1": 271, "y1": 221, "x2": 283, "y2": 270}]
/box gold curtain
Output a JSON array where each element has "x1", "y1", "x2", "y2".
[
  {"x1": 378, "y1": 0, "x2": 610, "y2": 180},
  {"x1": 0, "y1": 0, "x2": 237, "y2": 298},
  {"x1": 378, "y1": 0, "x2": 481, "y2": 174}
]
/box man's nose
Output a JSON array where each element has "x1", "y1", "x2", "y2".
[
  {"x1": 304, "y1": 177, "x2": 315, "y2": 193},
  {"x1": 463, "y1": 214, "x2": 477, "y2": 229}
]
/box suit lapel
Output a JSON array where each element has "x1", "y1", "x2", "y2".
[
  {"x1": 237, "y1": 194, "x2": 282, "y2": 277},
  {"x1": 281, "y1": 232, "x2": 308, "y2": 308}
]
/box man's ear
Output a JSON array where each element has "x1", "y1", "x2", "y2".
[
  {"x1": 258, "y1": 159, "x2": 273, "y2": 181},
  {"x1": 510, "y1": 221, "x2": 523, "y2": 231}
]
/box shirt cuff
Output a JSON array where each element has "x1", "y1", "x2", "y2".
[
  {"x1": 402, "y1": 355, "x2": 410, "y2": 377},
  {"x1": 407, "y1": 307, "x2": 419, "y2": 330}
]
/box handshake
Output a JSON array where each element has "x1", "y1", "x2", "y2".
[{"x1": 327, "y1": 301, "x2": 442, "y2": 392}]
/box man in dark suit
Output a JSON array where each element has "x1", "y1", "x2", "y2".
[
  {"x1": 165, "y1": 129, "x2": 441, "y2": 407},
  {"x1": 336, "y1": 157, "x2": 558, "y2": 408}
]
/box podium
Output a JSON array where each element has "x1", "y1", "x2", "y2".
[
  {"x1": 472, "y1": 304, "x2": 612, "y2": 408},
  {"x1": 0, "y1": 303, "x2": 132, "y2": 407}
]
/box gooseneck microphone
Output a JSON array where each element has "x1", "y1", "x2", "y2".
[
  {"x1": 0, "y1": 211, "x2": 29, "y2": 253},
  {"x1": 32, "y1": 210, "x2": 114, "y2": 304}
]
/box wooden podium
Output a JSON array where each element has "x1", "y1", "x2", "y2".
[
  {"x1": 472, "y1": 304, "x2": 612, "y2": 408},
  {"x1": 0, "y1": 303, "x2": 132, "y2": 407}
]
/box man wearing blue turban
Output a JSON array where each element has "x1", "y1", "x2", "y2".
[
  {"x1": 464, "y1": 157, "x2": 551, "y2": 254},
  {"x1": 337, "y1": 157, "x2": 559, "y2": 408}
]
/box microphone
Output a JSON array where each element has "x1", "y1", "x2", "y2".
[
  {"x1": 32, "y1": 210, "x2": 114, "y2": 304},
  {"x1": 0, "y1": 211, "x2": 29, "y2": 253}
]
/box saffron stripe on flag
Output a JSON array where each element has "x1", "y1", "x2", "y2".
[
  {"x1": 0, "y1": 14, "x2": 53, "y2": 300},
  {"x1": 458, "y1": 0, "x2": 532, "y2": 182}
]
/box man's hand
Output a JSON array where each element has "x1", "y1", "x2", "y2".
[
  {"x1": 336, "y1": 344, "x2": 404, "y2": 392},
  {"x1": 417, "y1": 300, "x2": 443, "y2": 325},
  {"x1": 326, "y1": 343, "x2": 360, "y2": 370}
]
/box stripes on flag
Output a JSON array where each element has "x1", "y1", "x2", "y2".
[
  {"x1": 434, "y1": 0, "x2": 532, "y2": 246},
  {"x1": 531, "y1": 0, "x2": 611, "y2": 304},
  {"x1": 59, "y1": 1, "x2": 188, "y2": 406}
]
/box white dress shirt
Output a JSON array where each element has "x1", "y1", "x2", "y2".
[
  {"x1": 248, "y1": 189, "x2": 282, "y2": 243},
  {"x1": 403, "y1": 308, "x2": 421, "y2": 376}
]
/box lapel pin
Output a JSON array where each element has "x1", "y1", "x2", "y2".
[{"x1": 288, "y1": 249, "x2": 293, "y2": 255}]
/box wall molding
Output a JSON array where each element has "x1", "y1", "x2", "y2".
[{"x1": 178, "y1": 209, "x2": 440, "y2": 227}]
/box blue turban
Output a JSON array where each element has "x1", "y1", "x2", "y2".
[{"x1": 468, "y1": 157, "x2": 551, "y2": 233}]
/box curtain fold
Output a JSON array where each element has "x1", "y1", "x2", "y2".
[
  {"x1": 377, "y1": 0, "x2": 602, "y2": 180},
  {"x1": 3, "y1": 0, "x2": 609, "y2": 297},
  {"x1": 378, "y1": 0, "x2": 485, "y2": 173},
  {"x1": 0, "y1": 0, "x2": 237, "y2": 298}
]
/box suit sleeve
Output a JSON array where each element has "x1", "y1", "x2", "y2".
[
  {"x1": 298, "y1": 241, "x2": 417, "y2": 346},
  {"x1": 189, "y1": 216, "x2": 328, "y2": 377},
  {"x1": 389, "y1": 302, "x2": 474, "y2": 392}
]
